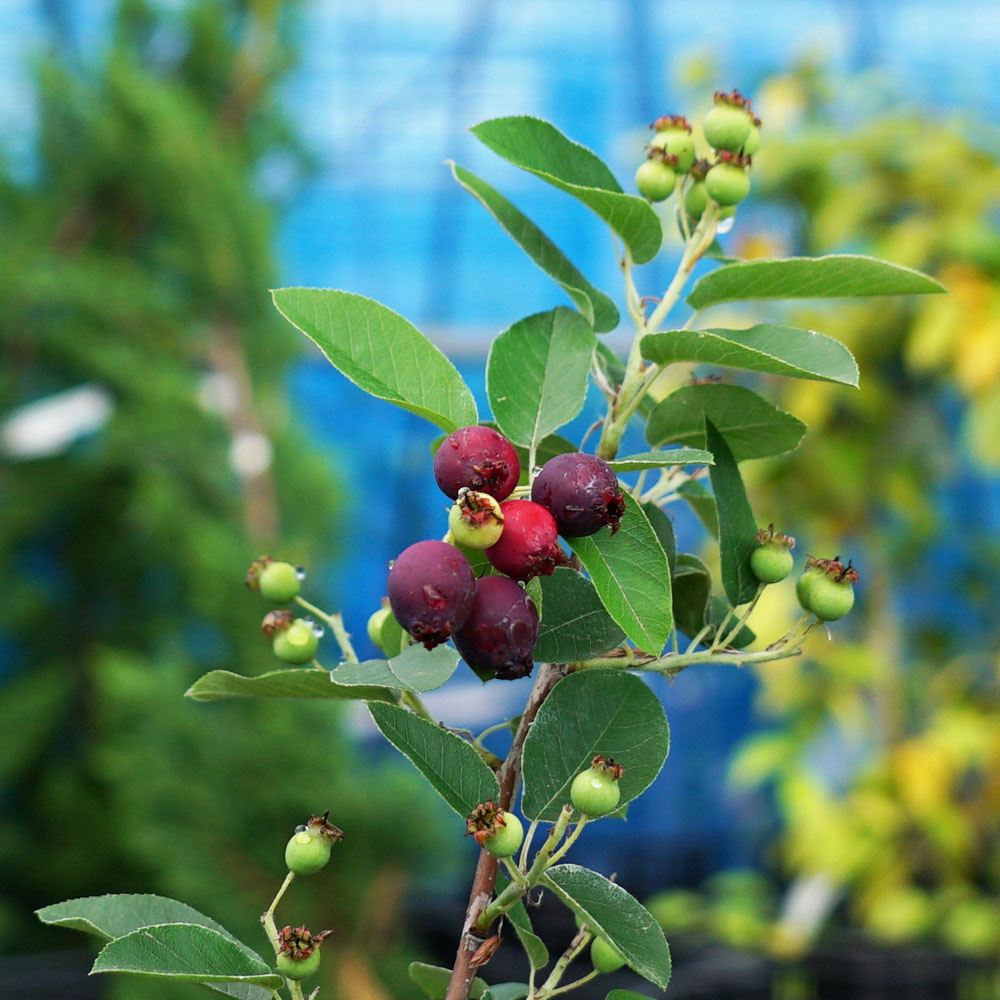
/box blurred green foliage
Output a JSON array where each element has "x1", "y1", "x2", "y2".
[{"x1": 0, "y1": 2, "x2": 450, "y2": 996}]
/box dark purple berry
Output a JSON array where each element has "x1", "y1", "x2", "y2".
[
  {"x1": 485, "y1": 500, "x2": 563, "y2": 582},
  {"x1": 387, "y1": 540, "x2": 475, "y2": 649},
  {"x1": 454, "y1": 576, "x2": 539, "y2": 680},
  {"x1": 531, "y1": 453, "x2": 626, "y2": 537},
  {"x1": 434, "y1": 426, "x2": 521, "y2": 501}
]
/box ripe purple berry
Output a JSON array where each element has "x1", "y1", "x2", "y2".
[
  {"x1": 434, "y1": 426, "x2": 521, "y2": 501},
  {"x1": 485, "y1": 500, "x2": 562, "y2": 582},
  {"x1": 387, "y1": 540, "x2": 475, "y2": 649},
  {"x1": 454, "y1": 575, "x2": 539, "y2": 680},
  {"x1": 531, "y1": 453, "x2": 626, "y2": 537}
]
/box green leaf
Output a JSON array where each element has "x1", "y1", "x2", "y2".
[
  {"x1": 91, "y1": 923, "x2": 281, "y2": 988},
  {"x1": 271, "y1": 288, "x2": 477, "y2": 432},
  {"x1": 640, "y1": 324, "x2": 858, "y2": 386},
  {"x1": 686, "y1": 254, "x2": 945, "y2": 311},
  {"x1": 533, "y1": 567, "x2": 626, "y2": 663},
  {"x1": 707, "y1": 595, "x2": 755, "y2": 649},
  {"x1": 671, "y1": 554, "x2": 712, "y2": 639},
  {"x1": 676, "y1": 481, "x2": 718, "y2": 538},
  {"x1": 471, "y1": 116, "x2": 662, "y2": 264},
  {"x1": 568, "y1": 495, "x2": 672, "y2": 652},
  {"x1": 329, "y1": 645, "x2": 459, "y2": 694},
  {"x1": 705, "y1": 420, "x2": 759, "y2": 606},
  {"x1": 606, "y1": 992, "x2": 658, "y2": 1000},
  {"x1": 605, "y1": 448, "x2": 713, "y2": 471},
  {"x1": 503, "y1": 890, "x2": 549, "y2": 969},
  {"x1": 487, "y1": 308, "x2": 596, "y2": 451},
  {"x1": 450, "y1": 163, "x2": 618, "y2": 332},
  {"x1": 542, "y1": 865, "x2": 671, "y2": 989},
  {"x1": 641, "y1": 502, "x2": 676, "y2": 574},
  {"x1": 645, "y1": 384, "x2": 805, "y2": 461},
  {"x1": 368, "y1": 702, "x2": 500, "y2": 817},
  {"x1": 185, "y1": 668, "x2": 395, "y2": 704},
  {"x1": 483, "y1": 986, "x2": 530, "y2": 1000},
  {"x1": 524, "y1": 575, "x2": 544, "y2": 622},
  {"x1": 521, "y1": 669, "x2": 669, "y2": 821},
  {"x1": 408, "y1": 962, "x2": 488, "y2": 999}
]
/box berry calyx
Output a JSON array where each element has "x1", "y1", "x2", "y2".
[
  {"x1": 485, "y1": 500, "x2": 563, "y2": 582},
  {"x1": 635, "y1": 153, "x2": 677, "y2": 202},
  {"x1": 750, "y1": 525, "x2": 796, "y2": 584},
  {"x1": 703, "y1": 90, "x2": 754, "y2": 152},
  {"x1": 276, "y1": 925, "x2": 331, "y2": 981},
  {"x1": 387, "y1": 540, "x2": 476, "y2": 648},
  {"x1": 570, "y1": 756, "x2": 624, "y2": 817},
  {"x1": 448, "y1": 489, "x2": 505, "y2": 550},
  {"x1": 466, "y1": 800, "x2": 524, "y2": 858},
  {"x1": 454, "y1": 575, "x2": 539, "y2": 680},
  {"x1": 284, "y1": 811, "x2": 345, "y2": 876},
  {"x1": 591, "y1": 935, "x2": 627, "y2": 974},
  {"x1": 434, "y1": 425, "x2": 520, "y2": 502},
  {"x1": 266, "y1": 614, "x2": 320, "y2": 664},
  {"x1": 705, "y1": 152, "x2": 751, "y2": 207},
  {"x1": 531, "y1": 453, "x2": 626, "y2": 538},
  {"x1": 649, "y1": 115, "x2": 696, "y2": 173},
  {"x1": 246, "y1": 556, "x2": 302, "y2": 603}
]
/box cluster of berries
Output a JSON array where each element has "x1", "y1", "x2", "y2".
[
  {"x1": 750, "y1": 527, "x2": 858, "y2": 622},
  {"x1": 383, "y1": 425, "x2": 626, "y2": 680},
  {"x1": 635, "y1": 90, "x2": 760, "y2": 215},
  {"x1": 247, "y1": 558, "x2": 325, "y2": 664}
]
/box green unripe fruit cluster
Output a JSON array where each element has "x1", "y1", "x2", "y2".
[
  {"x1": 649, "y1": 117, "x2": 696, "y2": 173},
  {"x1": 570, "y1": 756, "x2": 624, "y2": 817},
  {"x1": 703, "y1": 91, "x2": 754, "y2": 152},
  {"x1": 750, "y1": 528, "x2": 796, "y2": 584},
  {"x1": 482, "y1": 810, "x2": 524, "y2": 858},
  {"x1": 705, "y1": 160, "x2": 750, "y2": 206},
  {"x1": 796, "y1": 559, "x2": 858, "y2": 621},
  {"x1": 258, "y1": 561, "x2": 301, "y2": 602},
  {"x1": 591, "y1": 935, "x2": 627, "y2": 973},
  {"x1": 285, "y1": 828, "x2": 332, "y2": 875},
  {"x1": 635, "y1": 158, "x2": 676, "y2": 202},
  {"x1": 273, "y1": 618, "x2": 320, "y2": 664},
  {"x1": 277, "y1": 950, "x2": 321, "y2": 981}
]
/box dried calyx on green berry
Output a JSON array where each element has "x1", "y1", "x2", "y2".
[
  {"x1": 570, "y1": 755, "x2": 624, "y2": 817},
  {"x1": 750, "y1": 525, "x2": 796, "y2": 584},
  {"x1": 591, "y1": 935, "x2": 627, "y2": 974},
  {"x1": 703, "y1": 89, "x2": 754, "y2": 152},
  {"x1": 284, "y1": 811, "x2": 345, "y2": 876},
  {"x1": 649, "y1": 114, "x2": 695, "y2": 173},
  {"x1": 276, "y1": 925, "x2": 331, "y2": 981},
  {"x1": 448, "y1": 488, "x2": 505, "y2": 549},
  {"x1": 705, "y1": 151, "x2": 751, "y2": 207},
  {"x1": 798, "y1": 556, "x2": 858, "y2": 621},
  {"x1": 466, "y1": 800, "x2": 524, "y2": 858},
  {"x1": 635, "y1": 148, "x2": 678, "y2": 203},
  {"x1": 262, "y1": 610, "x2": 321, "y2": 664},
  {"x1": 246, "y1": 556, "x2": 303, "y2": 603}
]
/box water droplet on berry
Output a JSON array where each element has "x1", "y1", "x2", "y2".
[
  {"x1": 295, "y1": 824, "x2": 308, "y2": 833},
  {"x1": 717, "y1": 215, "x2": 735, "y2": 234},
  {"x1": 295, "y1": 566, "x2": 307, "y2": 581}
]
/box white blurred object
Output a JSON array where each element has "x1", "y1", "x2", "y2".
[
  {"x1": 197, "y1": 371, "x2": 239, "y2": 416},
  {"x1": 0, "y1": 383, "x2": 113, "y2": 459},
  {"x1": 229, "y1": 430, "x2": 273, "y2": 478}
]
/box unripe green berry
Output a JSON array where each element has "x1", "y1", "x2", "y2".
[
  {"x1": 285, "y1": 829, "x2": 332, "y2": 875},
  {"x1": 650, "y1": 130, "x2": 695, "y2": 173},
  {"x1": 277, "y1": 949, "x2": 321, "y2": 981},
  {"x1": 448, "y1": 490, "x2": 504, "y2": 550},
  {"x1": 806, "y1": 573, "x2": 855, "y2": 621},
  {"x1": 684, "y1": 180, "x2": 709, "y2": 220},
  {"x1": 703, "y1": 102, "x2": 752, "y2": 152},
  {"x1": 743, "y1": 122, "x2": 760, "y2": 156},
  {"x1": 751, "y1": 544, "x2": 794, "y2": 584},
  {"x1": 570, "y1": 756, "x2": 624, "y2": 817},
  {"x1": 796, "y1": 567, "x2": 823, "y2": 610},
  {"x1": 591, "y1": 935, "x2": 626, "y2": 974},
  {"x1": 367, "y1": 607, "x2": 391, "y2": 648},
  {"x1": 705, "y1": 162, "x2": 750, "y2": 206},
  {"x1": 257, "y1": 561, "x2": 301, "y2": 602},
  {"x1": 273, "y1": 618, "x2": 319, "y2": 664},
  {"x1": 482, "y1": 811, "x2": 524, "y2": 858},
  {"x1": 635, "y1": 158, "x2": 676, "y2": 202}
]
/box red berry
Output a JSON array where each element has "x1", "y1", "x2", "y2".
[
  {"x1": 485, "y1": 500, "x2": 562, "y2": 582},
  {"x1": 454, "y1": 576, "x2": 539, "y2": 680},
  {"x1": 531, "y1": 453, "x2": 626, "y2": 537},
  {"x1": 434, "y1": 426, "x2": 521, "y2": 501},
  {"x1": 387, "y1": 540, "x2": 475, "y2": 648}
]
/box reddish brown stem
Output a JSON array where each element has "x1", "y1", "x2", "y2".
[{"x1": 444, "y1": 663, "x2": 566, "y2": 1000}]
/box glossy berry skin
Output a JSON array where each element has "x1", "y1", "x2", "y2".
[
  {"x1": 571, "y1": 767, "x2": 622, "y2": 817},
  {"x1": 635, "y1": 159, "x2": 676, "y2": 202},
  {"x1": 651, "y1": 129, "x2": 695, "y2": 173},
  {"x1": 591, "y1": 936, "x2": 627, "y2": 974},
  {"x1": 387, "y1": 540, "x2": 475, "y2": 648},
  {"x1": 482, "y1": 811, "x2": 524, "y2": 858},
  {"x1": 750, "y1": 544, "x2": 794, "y2": 584},
  {"x1": 273, "y1": 619, "x2": 319, "y2": 664},
  {"x1": 703, "y1": 103, "x2": 752, "y2": 152},
  {"x1": 531, "y1": 453, "x2": 626, "y2": 538},
  {"x1": 258, "y1": 561, "x2": 300, "y2": 602},
  {"x1": 454, "y1": 576, "x2": 539, "y2": 680},
  {"x1": 285, "y1": 829, "x2": 331, "y2": 875},
  {"x1": 434, "y1": 426, "x2": 520, "y2": 501},
  {"x1": 705, "y1": 162, "x2": 750, "y2": 206},
  {"x1": 485, "y1": 500, "x2": 562, "y2": 582},
  {"x1": 277, "y1": 950, "x2": 321, "y2": 981},
  {"x1": 448, "y1": 490, "x2": 504, "y2": 549},
  {"x1": 805, "y1": 574, "x2": 855, "y2": 621}
]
